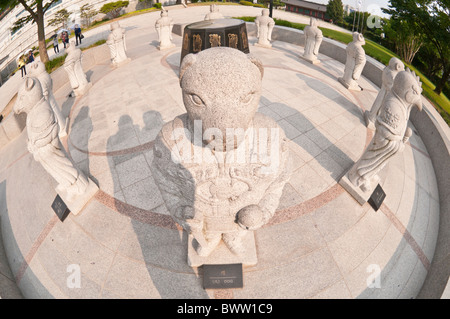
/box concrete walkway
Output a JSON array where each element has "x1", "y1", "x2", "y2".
[{"x1": 0, "y1": 6, "x2": 441, "y2": 299}]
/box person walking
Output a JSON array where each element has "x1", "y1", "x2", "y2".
[
  {"x1": 75, "y1": 24, "x2": 82, "y2": 46},
  {"x1": 28, "y1": 51, "x2": 34, "y2": 64},
  {"x1": 53, "y1": 35, "x2": 59, "y2": 53},
  {"x1": 18, "y1": 56, "x2": 27, "y2": 78},
  {"x1": 61, "y1": 31, "x2": 67, "y2": 48}
]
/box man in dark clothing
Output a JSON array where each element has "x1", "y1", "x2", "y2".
[
  {"x1": 75, "y1": 25, "x2": 82, "y2": 46},
  {"x1": 28, "y1": 51, "x2": 34, "y2": 63}
]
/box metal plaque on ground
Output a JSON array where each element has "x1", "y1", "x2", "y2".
[
  {"x1": 52, "y1": 195, "x2": 70, "y2": 221},
  {"x1": 368, "y1": 184, "x2": 386, "y2": 211},
  {"x1": 203, "y1": 263, "x2": 243, "y2": 289}
]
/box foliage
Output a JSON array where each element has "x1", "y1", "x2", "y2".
[
  {"x1": 154, "y1": 3, "x2": 161, "y2": 9},
  {"x1": 326, "y1": 0, "x2": 344, "y2": 24},
  {"x1": 45, "y1": 53, "x2": 67, "y2": 73},
  {"x1": 100, "y1": 1, "x2": 130, "y2": 19},
  {"x1": 80, "y1": 4, "x2": 98, "y2": 27},
  {"x1": 383, "y1": 0, "x2": 450, "y2": 94},
  {"x1": 239, "y1": 0, "x2": 265, "y2": 7},
  {"x1": 48, "y1": 8, "x2": 72, "y2": 29}
]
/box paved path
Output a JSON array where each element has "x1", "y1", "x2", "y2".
[{"x1": 0, "y1": 6, "x2": 440, "y2": 299}]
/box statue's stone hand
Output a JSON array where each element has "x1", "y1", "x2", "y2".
[
  {"x1": 236, "y1": 205, "x2": 268, "y2": 231},
  {"x1": 403, "y1": 127, "x2": 412, "y2": 143}
]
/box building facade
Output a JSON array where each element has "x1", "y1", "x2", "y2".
[{"x1": 282, "y1": 0, "x2": 329, "y2": 21}]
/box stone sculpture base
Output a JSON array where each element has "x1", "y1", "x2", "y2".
[
  {"x1": 56, "y1": 178, "x2": 99, "y2": 216},
  {"x1": 338, "y1": 77, "x2": 361, "y2": 91},
  {"x1": 187, "y1": 231, "x2": 257, "y2": 267},
  {"x1": 158, "y1": 43, "x2": 176, "y2": 51},
  {"x1": 73, "y1": 82, "x2": 93, "y2": 97},
  {"x1": 339, "y1": 172, "x2": 381, "y2": 206},
  {"x1": 254, "y1": 42, "x2": 272, "y2": 49},
  {"x1": 300, "y1": 55, "x2": 320, "y2": 65},
  {"x1": 363, "y1": 111, "x2": 376, "y2": 130},
  {"x1": 112, "y1": 58, "x2": 131, "y2": 68}
]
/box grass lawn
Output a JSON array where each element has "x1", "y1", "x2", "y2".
[{"x1": 235, "y1": 16, "x2": 450, "y2": 125}]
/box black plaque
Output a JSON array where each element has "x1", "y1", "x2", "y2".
[
  {"x1": 368, "y1": 184, "x2": 386, "y2": 211},
  {"x1": 203, "y1": 263, "x2": 243, "y2": 289},
  {"x1": 52, "y1": 195, "x2": 70, "y2": 221},
  {"x1": 180, "y1": 19, "x2": 250, "y2": 63}
]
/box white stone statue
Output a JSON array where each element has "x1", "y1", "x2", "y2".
[
  {"x1": 14, "y1": 77, "x2": 98, "y2": 214},
  {"x1": 106, "y1": 21, "x2": 130, "y2": 67},
  {"x1": 155, "y1": 10, "x2": 175, "y2": 50},
  {"x1": 338, "y1": 32, "x2": 367, "y2": 91},
  {"x1": 151, "y1": 47, "x2": 291, "y2": 267},
  {"x1": 302, "y1": 18, "x2": 323, "y2": 64},
  {"x1": 255, "y1": 9, "x2": 275, "y2": 48},
  {"x1": 365, "y1": 57, "x2": 405, "y2": 129},
  {"x1": 340, "y1": 69, "x2": 423, "y2": 204},
  {"x1": 64, "y1": 41, "x2": 91, "y2": 96},
  {"x1": 204, "y1": 4, "x2": 224, "y2": 20},
  {"x1": 29, "y1": 61, "x2": 68, "y2": 137}
]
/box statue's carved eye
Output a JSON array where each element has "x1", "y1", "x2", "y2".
[
  {"x1": 241, "y1": 92, "x2": 255, "y2": 104},
  {"x1": 189, "y1": 94, "x2": 204, "y2": 107}
]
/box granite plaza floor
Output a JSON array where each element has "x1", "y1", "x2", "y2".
[{"x1": 0, "y1": 6, "x2": 442, "y2": 298}]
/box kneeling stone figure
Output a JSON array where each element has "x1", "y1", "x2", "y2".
[{"x1": 151, "y1": 47, "x2": 291, "y2": 266}]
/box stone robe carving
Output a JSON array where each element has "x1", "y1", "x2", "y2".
[
  {"x1": 14, "y1": 77, "x2": 98, "y2": 214},
  {"x1": 302, "y1": 18, "x2": 323, "y2": 64},
  {"x1": 64, "y1": 42, "x2": 91, "y2": 96},
  {"x1": 204, "y1": 4, "x2": 224, "y2": 20},
  {"x1": 151, "y1": 48, "x2": 291, "y2": 266},
  {"x1": 155, "y1": 10, "x2": 175, "y2": 50},
  {"x1": 107, "y1": 21, "x2": 130, "y2": 66},
  {"x1": 29, "y1": 61, "x2": 68, "y2": 137},
  {"x1": 365, "y1": 57, "x2": 405, "y2": 129},
  {"x1": 340, "y1": 69, "x2": 423, "y2": 204},
  {"x1": 255, "y1": 9, "x2": 275, "y2": 48},
  {"x1": 338, "y1": 32, "x2": 367, "y2": 91}
]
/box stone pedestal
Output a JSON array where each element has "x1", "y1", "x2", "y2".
[
  {"x1": 188, "y1": 232, "x2": 257, "y2": 267},
  {"x1": 338, "y1": 76, "x2": 361, "y2": 91},
  {"x1": 300, "y1": 54, "x2": 320, "y2": 65},
  {"x1": 56, "y1": 178, "x2": 99, "y2": 216},
  {"x1": 339, "y1": 173, "x2": 374, "y2": 205}
]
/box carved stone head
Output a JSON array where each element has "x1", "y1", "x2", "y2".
[
  {"x1": 110, "y1": 21, "x2": 120, "y2": 31},
  {"x1": 14, "y1": 77, "x2": 43, "y2": 115},
  {"x1": 29, "y1": 61, "x2": 46, "y2": 76},
  {"x1": 161, "y1": 9, "x2": 168, "y2": 17},
  {"x1": 179, "y1": 47, "x2": 264, "y2": 150},
  {"x1": 388, "y1": 57, "x2": 405, "y2": 72},
  {"x1": 352, "y1": 32, "x2": 365, "y2": 45},
  {"x1": 392, "y1": 69, "x2": 423, "y2": 110},
  {"x1": 262, "y1": 8, "x2": 269, "y2": 16},
  {"x1": 310, "y1": 17, "x2": 318, "y2": 27},
  {"x1": 210, "y1": 4, "x2": 218, "y2": 12}
]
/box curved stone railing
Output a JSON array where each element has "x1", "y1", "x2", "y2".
[{"x1": 243, "y1": 22, "x2": 450, "y2": 298}]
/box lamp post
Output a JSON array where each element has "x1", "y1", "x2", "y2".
[{"x1": 270, "y1": 0, "x2": 273, "y2": 17}]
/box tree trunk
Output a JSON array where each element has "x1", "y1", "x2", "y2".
[
  {"x1": 434, "y1": 65, "x2": 450, "y2": 95},
  {"x1": 36, "y1": 2, "x2": 50, "y2": 64}
]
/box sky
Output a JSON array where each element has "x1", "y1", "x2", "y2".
[{"x1": 311, "y1": 0, "x2": 392, "y2": 18}]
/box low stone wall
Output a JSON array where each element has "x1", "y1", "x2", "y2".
[{"x1": 0, "y1": 111, "x2": 26, "y2": 150}]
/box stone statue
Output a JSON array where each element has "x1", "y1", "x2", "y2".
[
  {"x1": 338, "y1": 32, "x2": 367, "y2": 91},
  {"x1": 302, "y1": 18, "x2": 323, "y2": 64},
  {"x1": 204, "y1": 4, "x2": 224, "y2": 20},
  {"x1": 64, "y1": 41, "x2": 91, "y2": 96},
  {"x1": 255, "y1": 9, "x2": 275, "y2": 48},
  {"x1": 106, "y1": 21, "x2": 130, "y2": 67},
  {"x1": 14, "y1": 77, "x2": 98, "y2": 214},
  {"x1": 340, "y1": 69, "x2": 423, "y2": 204},
  {"x1": 365, "y1": 57, "x2": 405, "y2": 130},
  {"x1": 29, "y1": 61, "x2": 68, "y2": 137},
  {"x1": 155, "y1": 10, "x2": 175, "y2": 50},
  {"x1": 151, "y1": 47, "x2": 291, "y2": 266}
]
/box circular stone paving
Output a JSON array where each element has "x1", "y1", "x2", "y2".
[{"x1": 0, "y1": 16, "x2": 440, "y2": 299}]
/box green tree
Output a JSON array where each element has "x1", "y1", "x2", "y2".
[
  {"x1": 326, "y1": 0, "x2": 344, "y2": 24},
  {"x1": 100, "y1": 1, "x2": 129, "y2": 19},
  {"x1": 383, "y1": 0, "x2": 450, "y2": 94},
  {"x1": 80, "y1": 4, "x2": 98, "y2": 27},
  {"x1": 47, "y1": 8, "x2": 71, "y2": 29},
  {"x1": 382, "y1": 17, "x2": 424, "y2": 64},
  {"x1": 0, "y1": 0, "x2": 62, "y2": 63}
]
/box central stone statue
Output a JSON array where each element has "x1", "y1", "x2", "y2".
[
  {"x1": 204, "y1": 4, "x2": 224, "y2": 20},
  {"x1": 64, "y1": 41, "x2": 91, "y2": 96},
  {"x1": 151, "y1": 47, "x2": 291, "y2": 266},
  {"x1": 301, "y1": 18, "x2": 323, "y2": 64},
  {"x1": 255, "y1": 9, "x2": 275, "y2": 48}
]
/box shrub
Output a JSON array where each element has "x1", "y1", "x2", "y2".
[
  {"x1": 239, "y1": 0, "x2": 265, "y2": 7},
  {"x1": 100, "y1": 1, "x2": 130, "y2": 19},
  {"x1": 45, "y1": 54, "x2": 67, "y2": 74},
  {"x1": 154, "y1": 3, "x2": 162, "y2": 9}
]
